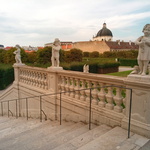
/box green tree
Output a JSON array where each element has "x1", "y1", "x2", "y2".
[
  {"x1": 59, "y1": 49, "x2": 65, "y2": 62},
  {"x1": 0, "y1": 49, "x2": 6, "y2": 63},
  {"x1": 26, "y1": 52, "x2": 37, "y2": 63},
  {"x1": 36, "y1": 46, "x2": 52, "y2": 64},
  {"x1": 83, "y1": 51, "x2": 90, "y2": 57},
  {"x1": 90, "y1": 51, "x2": 100, "y2": 58},
  {"x1": 65, "y1": 48, "x2": 83, "y2": 62},
  {"x1": 103, "y1": 51, "x2": 117, "y2": 58}
]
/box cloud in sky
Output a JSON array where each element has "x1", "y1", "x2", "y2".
[{"x1": 0, "y1": 0, "x2": 150, "y2": 46}]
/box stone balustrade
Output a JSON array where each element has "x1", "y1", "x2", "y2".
[
  {"x1": 14, "y1": 65, "x2": 126, "y2": 115},
  {"x1": 14, "y1": 65, "x2": 49, "y2": 91},
  {"x1": 57, "y1": 71, "x2": 126, "y2": 114}
]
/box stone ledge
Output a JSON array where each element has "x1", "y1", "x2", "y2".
[{"x1": 127, "y1": 74, "x2": 150, "y2": 82}]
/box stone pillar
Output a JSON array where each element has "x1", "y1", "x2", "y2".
[
  {"x1": 13, "y1": 64, "x2": 25, "y2": 86},
  {"x1": 47, "y1": 69, "x2": 59, "y2": 93},
  {"x1": 13, "y1": 63, "x2": 25, "y2": 116},
  {"x1": 122, "y1": 74, "x2": 150, "y2": 138}
]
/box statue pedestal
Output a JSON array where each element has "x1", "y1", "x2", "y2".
[
  {"x1": 13, "y1": 63, "x2": 25, "y2": 66},
  {"x1": 47, "y1": 66, "x2": 63, "y2": 71},
  {"x1": 127, "y1": 74, "x2": 150, "y2": 82},
  {"x1": 122, "y1": 74, "x2": 150, "y2": 138}
]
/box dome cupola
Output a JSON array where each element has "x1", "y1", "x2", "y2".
[{"x1": 93, "y1": 23, "x2": 113, "y2": 41}]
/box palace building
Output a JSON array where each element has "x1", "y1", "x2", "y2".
[{"x1": 45, "y1": 23, "x2": 138, "y2": 53}]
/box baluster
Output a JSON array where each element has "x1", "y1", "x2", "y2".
[
  {"x1": 28, "y1": 71, "x2": 31, "y2": 85},
  {"x1": 70, "y1": 78, "x2": 75, "y2": 98},
  {"x1": 98, "y1": 83, "x2": 106, "y2": 107},
  {"x1": 41, "y1": 73, "x2": 44, "y2": 89},
  {"x1": 105, "y1": 86, "x2": 114, "y2": 110},
  {"x1": 19, "y1": 70, "x2": 23, "y2": 82},
  {"x1": 23, "y1": 70, "x2": 26, "y2": 83},
  {"x1": 26, "y1": 70, "x2": 29, "y2": 84},
  {"x1": 63, "y1": 76, "x2": 67, "y2": 94},
  {"x1": 122, "y1": 89, "x2": 126, "y2": 114},
  {"x1": 38, "y1": 72, "x2": 41, "y2": 88},
  {"x1": 66, "y1": 77, "x2": 71, "y2": 96},
  {"x1": 58, "y1": 75, "x2": 62, "y2": 92},
  {"x1": 33, "y1": 72, "x2": 36, "y2": 86},
  {"x1": 31, "y1": 71, "x2": 34, "y2": 85},
  {"x1": 21, "y1": 70, "x2": 23, "y2": 82},
  {"x1": 44, "y1": 73, "x2": 48, "y2": 90},
  {"x1": 80, "y1": 79, "x2": 86, "y2": 101},
  {"x1": 36, "y1": 72, "x2": 40, "y2": 87},
  {"x1": 92, "y1": 81, "x2": 98, "y2": 105},
  {"x1": 61, "y1": 76, "x2": 65, "y2": 94},
  {"x1": 85, "y1": 80, "x2": 92, "y2": 102},
  {"x1": 39, "y1": 72, "x2": 43, "y2": 88},
  {"x1": 74, "y1": 78, "x2": 80, "y2": 99},
  {"x1": 114, "y1": 87, "x2": 123, "y2": 112},
  {"x1": 122, "y1": 98, "x2": 126, "y2": 114}
]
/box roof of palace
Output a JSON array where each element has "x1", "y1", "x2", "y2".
[
  {"x1": 96, "y1": 23, "x2": 113, "y2": 37},
  {"x1": 105, "y1": 41, "x2": 138, "y2": 49}
]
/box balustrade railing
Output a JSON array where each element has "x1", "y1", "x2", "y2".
[
  {"x1": 19, "y1": 68, "x2": 48, "y2": 90},
  {"x1": 58, "y1": 74, "x2": 126, "y2": 114}
]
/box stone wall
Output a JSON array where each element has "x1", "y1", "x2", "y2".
[{"x1": 73, "y1": 41, "x2": 110, "y2": 53}]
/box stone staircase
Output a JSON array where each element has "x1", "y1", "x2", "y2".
[{"x1": 0, "y1": 117, "x2": 149, "y2": 150}]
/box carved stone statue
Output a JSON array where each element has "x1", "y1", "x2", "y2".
[
  {"x1": 135, "y1": 24, "x2": 150, "y2": 76},
  {"x1": 83, "y1": 64, "x2": 89, "y2": 73},
  {"x1": 13, "y1": 44, "x2": 22, "y2": 64},
  {"x1": 51, "y1": 38, "x2": 61, "y2": 67}
]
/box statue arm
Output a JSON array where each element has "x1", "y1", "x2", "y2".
[
  {"x1": 53, "y1": 45, "x2": 61, "y2": 51},
  {"x1": 145, "y1": 39, "x2": 150, "y2": 47},
  {"x1": 135, "y1": 36, "x2": 143, "y2": 45}
]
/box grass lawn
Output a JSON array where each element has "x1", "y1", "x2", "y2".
[{"x1": 107, "y1": 70, "x2": 132, "y2": 77}]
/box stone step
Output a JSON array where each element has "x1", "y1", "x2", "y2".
[
  {"x1": 52, "y1": 124, "x2": 112, "y2": 150},
  {"x1": 0, "y1": 121, "x2": 82, "y2": 150},
  {"x1": 114, "y1": 134, "x2": 149, "y2": 150},
  {"x1": 0, "y1": 117, "x2": 149, "y2": 150},
  {"x1": 20, "y1": 122, "x2": 87, "y2": 150},
  {"x1": 0, "y1": 118, "x2": 42, "y2": 139},
  {"x1": 77, "y1": 127, "x2": 131, "y2": 150},
  {"x1": 0, "y1": 119, "x2": 56, "y2": 141},
  {"x1": 35, "y1": 124, "x2": 93, "y2": 150}
]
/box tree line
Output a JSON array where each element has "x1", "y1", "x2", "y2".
[{"x1": 0, "y1": 47, "x2": 138, "y2": 65}]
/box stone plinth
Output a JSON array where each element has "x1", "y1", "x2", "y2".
[
  {"x1": 47, "y1": 66, "x2": 63, "y2": 71},
  {"x1": 13, "y1": 63, "x2": 25, "y2": 66},
  {"x1": 122, "y1": 74, "x2": 150, "y2": 138}
]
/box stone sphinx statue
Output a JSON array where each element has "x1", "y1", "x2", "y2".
[
  {"x1": 135, "y1": 24, "x2": 150, "y2": 76},
  {"x1": 83, "y1": 64, "x2": 89, "y2": 73},
  {"x1": 13, "y1": 44, "x2": 22, "y2": 64},
  {"x1": 51, "y1": 38, "x2": 61, "y2": 67}
]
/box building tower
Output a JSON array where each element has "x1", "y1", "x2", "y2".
[{"x1": 93, "y1": 23, "x2": 113, "y2": 41}]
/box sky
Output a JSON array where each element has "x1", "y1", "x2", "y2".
[{"x1": 0, "y1": 0, "x2": 150, "y2": 47}]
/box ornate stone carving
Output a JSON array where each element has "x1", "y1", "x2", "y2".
[
  {"x1": 135, "y1": 24, "x2": 150, "y2": 76},
  {"x1": 51, "y1": 38, "x2": 61, "y2": 67},
  {"x1": 13, "y1": 44, "x2": 23, "y2": 65}
]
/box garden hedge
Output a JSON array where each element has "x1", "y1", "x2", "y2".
[
  {"x1": 119, "y1": 58, "x2": 138, "y2": 67},
  {"x1": 0, "y1": 67, "x2": 14, "y2": 90}
]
